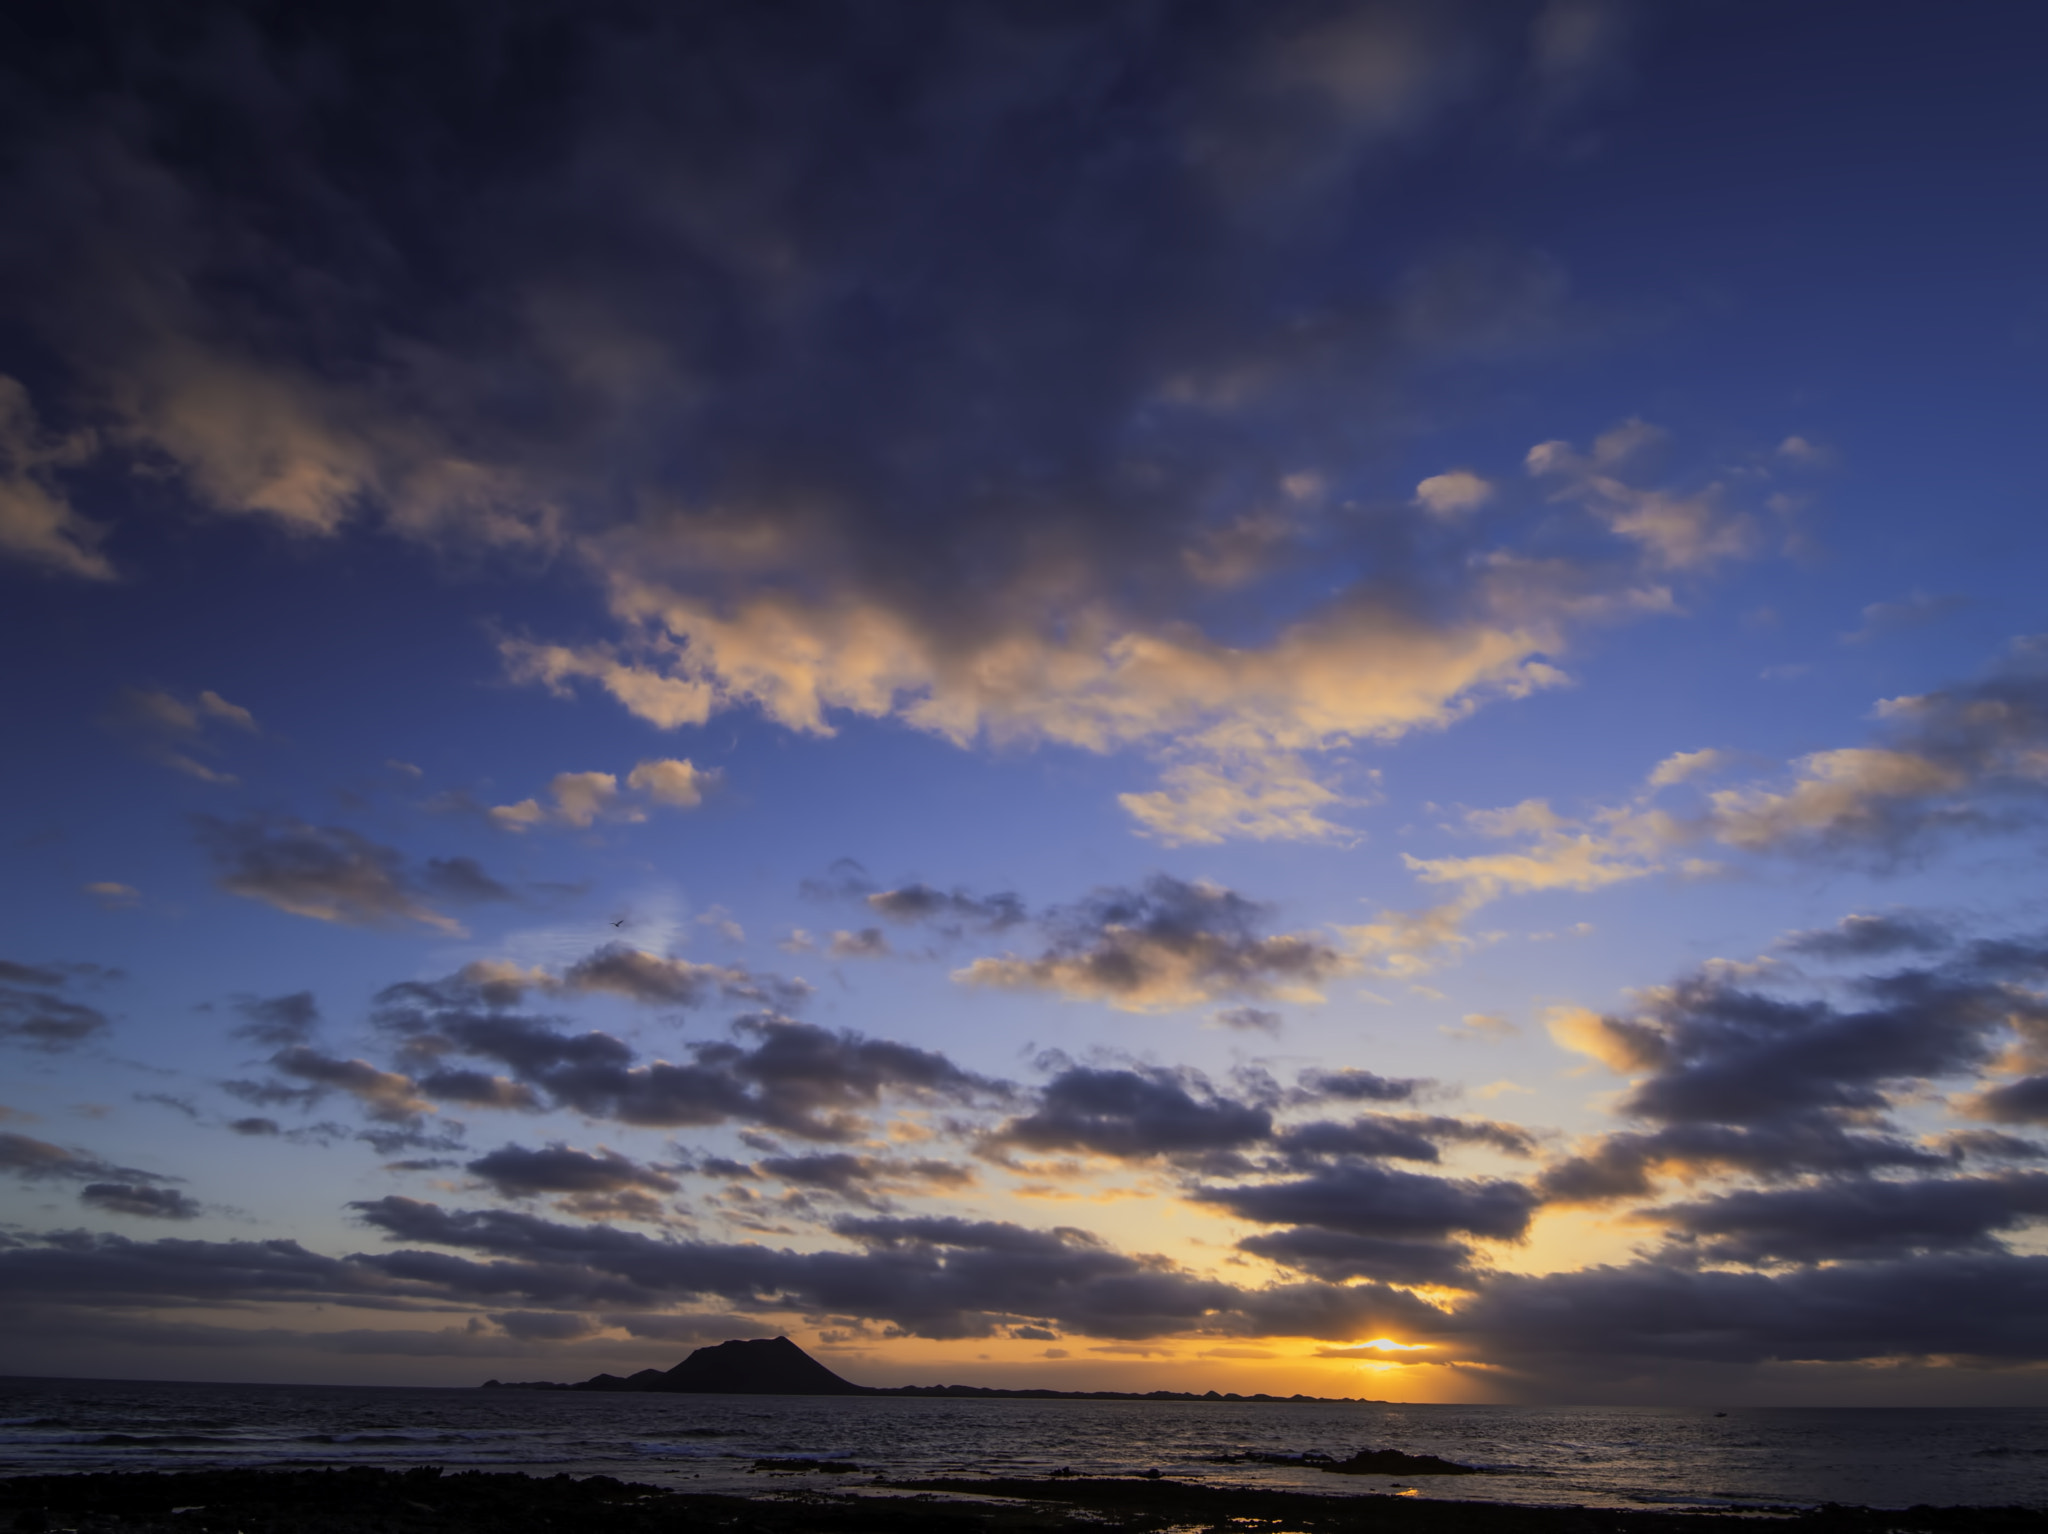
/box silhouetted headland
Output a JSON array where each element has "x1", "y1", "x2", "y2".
[{"x1": 481, "y1": 1333, "x2": 1382, "y2": 1402}]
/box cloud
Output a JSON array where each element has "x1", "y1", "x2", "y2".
[
  {"x1": 1277, "y1": 1113, "x2": 1536, "y2": 1164},
  {"x1": 79, "y1": 1183, "x2": 202, "y2": 1220},
  {"x1": 1412, "y1": 470, "x2": 1493, "y2": 518},
  {"x1": 266, "y1": 1047, "x2": 436, "y2": 1125},
  {"x1": 108, "y1": 686, "x2": 258, "y2": 783},
  {"x1": 339, "y1": 1196, "x2": 1441, "y2": 1343},
  {"x1": 957, "y1": 875, "x2": 1350, "y2": 1012},
  {"x1": 1192, "y1": 1161, "x2": 1538, "y2": 1243},
  {"x1": 756, "y1": 1153, "x2": 972, "y2": 1201},
  {"x1": 1296, "y1": 1068, "x2": 1426, "y2": 1102},
  {"x1": 1118, "y1": 751, "x2": 1356, "y2": 847},
  {"x1": 1963, "y1": 1075, "x2": 2048, "y2": 1127},
  {"x1": 1213, "y1": 1007, "x2": 1282, "y2": 1034},
  {"x1": 1702, "y1": 748, "x2": 1967, "y2": 854},
  {"x1": 0, "y1": 5, "x2": 1731, "y2": 846},
  {"x1": 466, "y1": 1143, "x2": 679, "y2": 1200},
  {"x1": 867, "y1": 886, "x2": 1025, "y2": 932},
  {"x1": 1236, "y1": 1227, "x2": 1488, "y2": 1288},
  {"x1": 0, "y1": 375, "x2": 111, "y2": 579},
  {"x1": 1438, "y1": 1255, "x2": 2048, "y2": 1375},
  {"x1": 195, "y1": 814, "x2": 508, "y2": 933},
  {"x1": 1778, "y1": 912, "x2": 1952, "y2": 960},
  {"x1": 1644, "y1": 747, "x2": 1734, "y2": 789},
  {"x1": 420, "y1": 857, "x2": 514, "y2": 903},
  {"x1": 626, "y1": 758, "x2": 715, "y2": 808},
  {"x1": 1, "y1": 1129, "x2": 191, "y2": 1221},
  {"x1": 1355, "y1": 643, "x2": 2048, "y2": 967},
  {"x1": 1539, "y1": 927, "x2": 2048, "y2": 1206},
  {"x1": 1643, "y1": 1174, "x2": 2048, "y2": 1266},
  {"x1": 231, "y1": 990, "x2": 321, "y2": 1046},
  {"x1": 83, "y1": 881, "x2": 140, "y2": 909},
  {"x1": 1843, "y1": 591, "x2": 1968, "y2": 645},
  {"x1": 559, "y1": 943, "x2": 807, "y2": 1010},
  {"x1": 802, "y1": 862, "x2": 1026, "y2": 933},
  {"x1": 490, "y1": 759, "x2": 718, "y2": 831},
  {"x1": 1334, "y1": 898, "x2": 1475, "y2": 980},
  {"x1": 1527, "y1": 420, "x2": 1756, "y2": 571},
  {"x1": 0, "y1": 1130, "x2": 150, "y2": 1185},
  {"x1": 988, "y1": 1066, "x2": 1273, "y2": 1161},
  {"x1": 827, "y1": 928, "x2": 890, "y2": 959},
  {"x1": 0, "y1": 961, "x2": 112, "y2": 1051},
  {"x1": 376, "y1": 974, "x2": 1006, "y2": 1141}
]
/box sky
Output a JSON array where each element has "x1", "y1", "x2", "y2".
[{"x1": 4, "y1": 0, "x2": 2048, "y2": 1406}]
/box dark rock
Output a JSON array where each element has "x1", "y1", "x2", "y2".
[
  {"x1": 575, "y1": 1335, "x2": 868, "y2": 1395},
  {"x1": 1323, "y1": 1448, "x2": 1483, "y2": 1476},
  {"x1": 751, "y1": 1458, "x2": 864, "y2": 1474}
]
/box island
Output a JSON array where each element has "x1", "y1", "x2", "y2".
[{"x1": 481, "y1": 1333, "x2": 1382, "y2": 1402}]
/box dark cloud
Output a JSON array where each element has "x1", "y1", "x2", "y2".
[
  {"x1": 803, "y1": 863, "x2": 1026, "y2": 936},
  {"x1": 1645, "y1": 1174, "x2": 2048, "y2": 1266},
  {"x1": 415, "y1": 1069, "x2": 540, "y2": 1111},
  {"x1": 490, "y1": 1309, "x2": 598, "y2": 1342},
  {"x1": 1967, "y1": 1075, "x2": 2048, "y2": 1126},
  {"x1": 1439, "y1": 1255, "x2": 2048, "y2": 1373},
  {"x1": 961, "y1": 876, "x2": 1349, "y2": 1011},
  {"x1": 419, "y1": 857, "x2": 515, "y2": 904},
  {"x1": 989, "y1": 1066, "x2": 1272, "y2": 1160},
  {"x1": 828, "y1": 928, "x2": 891, "y2": 959},
  {"x1": 1273, "y1": 1117, "x2": 1445, "y2": 1164},
  {"x1": 231, "y1": 990, "x2": 321, "y2": 1046},
  {"x1": 758, "y1": 1153, "x2": 880, "y2": 1196},
  {"x1": 0, "y1": 1232, "x2": 374, "y2": 1307},
  {"x1": 867, "y1": 885, "x2": 1026, "y2": 931},
  {"x1": 560, "y1": 942, "x2": 809, "y2": 1010},
  {"x1": 345, "y1": 1195, "x2": 1440, "y2": 1343},
  {"x1": 267, "y1": 1047, "x2": 432, "y2": 1125},
  {"x1": 1940, "y1": 1129, "x2": 2048, "y2": 1163},
  {"x1": 194, "y1": 814, "x2": 501, "y2": 933},
  {"x1": 0, "y1": 963, "x2": 112, "y2": 1051},
  {"x1": 466, "y1": 1143, "x2": 678, "y2": 1199},
  {"x1": 104, "y1": 687, "x2": 256, "y2": 782},
  {"x1": 1718, "y1": 643, "x2": 2048, "y2": 862},
  {"x1": 1214, "y1": 1007, "x2": 1282, "y2": 1033},
  {"x1": 1237, "y1": 1228, "x2": 1483, "y2": 1288},
  {"x1": 1842, "y1": 591, "x2": 1969, "y2": 645},
  {"x1": 1543, "y1": 943, "x2": 2043, "y2": 1202},
  {"x1": 1778, "y1": 912, "x2": 1951, "y2": 960},
  {"x1": 79, "y1": 1183, "x2": 202, "y2": 1220},
  {"x1": 0, "y1": 1130, "x2": 153, "y2": 1185},
  {"x1": 1297, "y1": 1067, "x2": 1425, "y2": 1102},
  {"x1": 0, "y1": 960, "x2": 66, "y2": 987},
  {"x1": 1, "y1": 1132, "x2": 195, "y2": 1219},
  {"x1": 0, "y1": 0, "x2": 1639, "y2": 856},
  {"x1": 757, "y1": 1153, "x2": 971, "y2": 1199},
  {"x1": 377, "y1": 975, "x2": 1006, "y2": 1140},
  {"x1": 1191, "y1": 1122, "x2": 1536, "y2": 1279},
  {"x1": 1191, "y1": 1162, "x2": 1537, "y2": 1244},
  {"x1": 1537, "y1": 1122, "x2": 1950, "y2": 1205}
]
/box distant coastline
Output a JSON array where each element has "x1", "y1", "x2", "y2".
[{"x1": 480, "y1": 1334, "x2": 1384, "y2": 1404}]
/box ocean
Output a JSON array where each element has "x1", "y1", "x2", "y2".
[{"x1": 2, "y1": 1377, "x2": 2045, "y2": 1512}]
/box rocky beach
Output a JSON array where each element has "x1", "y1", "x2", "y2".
[{"x1": 4, "y1": 1465, "x2": 2043, "y2": 1534}]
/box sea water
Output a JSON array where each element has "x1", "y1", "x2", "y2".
[{"x1": 2, "y1": 1377, "x2": 2045, "y2": 1512}]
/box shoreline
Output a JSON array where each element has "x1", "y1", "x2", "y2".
[{"x1": 0, "y1": 1466, "x2": 2039, "y2": 1534}]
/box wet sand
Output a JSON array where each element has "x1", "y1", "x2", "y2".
[{"x1": 1, "y1": 1466, "x2": 2040, "y2": 1533}]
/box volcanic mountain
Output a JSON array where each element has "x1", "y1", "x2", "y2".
[
  {"x1": 575, "y1": 1335, "x2": 869, "y2": 1395},
  {"x1": 485, "y1": 1335, "x2": 1379, "y2": 1402}
]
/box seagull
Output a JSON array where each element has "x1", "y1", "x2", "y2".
[{"x1": 612, "y1": 918, "x2": 626, "y2": 928}]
